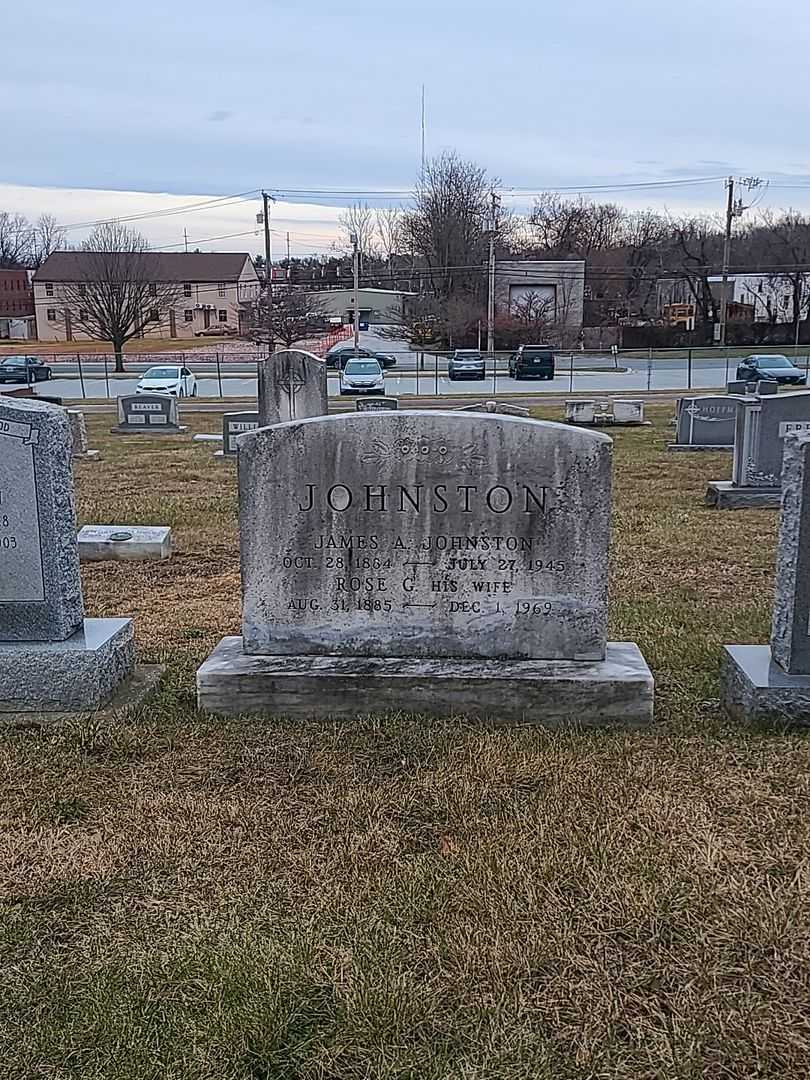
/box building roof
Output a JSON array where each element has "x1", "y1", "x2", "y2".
[{"x1": 33, "y1": 251, "x2": 254, "y2": 283}]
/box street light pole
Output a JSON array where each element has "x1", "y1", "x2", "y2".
[
  {"x1": 352, "y1": 232, "x2": 360, "y2": 357},
  {"x1": 486, "y1": 190, "x2": 499, "y2": 358},
  {"x1": 719, "y1": 177, "x2": 735, "y2": 347},
  {"x1": 261, "y1": 190, "x2": 274, "y2": 351}
]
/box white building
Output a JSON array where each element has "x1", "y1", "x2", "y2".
[{"x1": 707, "y1": 273, "x2": 797, "y2": 323}]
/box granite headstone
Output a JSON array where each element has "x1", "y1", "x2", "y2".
[
  {"x1": 356, "y1": 398, "x2": 399, "y2": 412},
  {"x1": 220, "y1": 411, "x2": 260, "y2": 456},
  {"x1": 112, "y1": 393, "x2": 185, "y2": 434},
  {"x1": 670, "y1": 395, "x2": 740, "y2": 450},
  {"x1": 257, "y1": 349, "x2": 328, "y2": 427}
]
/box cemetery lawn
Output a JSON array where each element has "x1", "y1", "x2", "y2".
[{"x1": 2, "y1": 408, "x2": 809, "y2": 1080}]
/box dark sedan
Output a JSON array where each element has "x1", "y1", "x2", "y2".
[
  {"x1": 325, "y1": 344, "x2": 397, "y2": 369},
  {"x1": 736, "y1": 354, "x2": 806, "y2": 386},
  {"x1": 0, "y1": 356, "x2": 53, "y2": 383}
]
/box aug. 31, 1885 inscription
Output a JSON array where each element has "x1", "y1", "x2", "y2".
[
  {"x1": 0, "y1": 421, "x2": 45, "y2": 602},
  {"x1": 238, "y1": 412, "x2": 612, "y2": 661}
]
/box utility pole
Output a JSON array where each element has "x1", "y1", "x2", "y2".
[
  {"x1": 719, "y1": 175, "x2": 764, "y2": 346},
  {"x1": 183, "y1": 228, "x2": 188, "y2": 253},
  {"x1": 486, "y1": 190, "x2": 499, "y2": 356},
  {"x1": 352, "y1": 232, "x2": 360, "y2": 357},
  {"x1": 260, "y1": 190, "x2": 274, "y2": 350},
  {"x1": 420, "y1": 84, "x2": 426, "y2": 177}
]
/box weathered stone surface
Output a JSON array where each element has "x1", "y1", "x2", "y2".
[
  {"x1": 731, "y1": 391, "x2": 810, "y2": 488},
  {"x1": 705, "y1": 481, "x2": 781, "y2": 509},
  {"x1": 78, "y1": 525, "x2": 172, "y2": 562},
  {"x1": 771, "y1": 432, "x2": 810, "y2": 674},
  {"x1": 612, "y1": 400, "x2": 645, "y2": 424},
  {"x1": 758, "y1": 380, "x2": 779, "y2": 396},
  {"x1": 0, "y1": 618, "x2": 134, "y2": 712},
  {"x1": 67, "y1": 410, "x2": 88, "y2": 455},
  {"x1": 356, "y1": 398, "x2": 399, "y2": 412},
  {"x1": 0, "y1": 396, "x2": 83, "y2": 641},
  {"x1": 197, "y1": 638, "x2": 654, "y2": 726},
  {"x1": 238, "y1": 412, "x2": 612, "y2": 661},
  {"x1": 222, "y1": 411, "x2": 259, "y2": 455},
  {"x1": 721, "y1": 645, "x2": 810, "y2": 727},
  {"x1": 727, "y1": 381, "x2": 750, "y2": 395},
  {"x1": 112, "y1": 394, "x2": 185, "y2": 434},
  {"x1": 565, "y1": 400, "x2": 595, "y2": 424},
  {"x1": 257, "y1": 349, "x2": 328, "y2": 427},
  {"x1": 672, "y1": 395, "x2": 740, "y2": 449}
]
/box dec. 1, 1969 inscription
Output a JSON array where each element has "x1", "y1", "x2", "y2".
[
  {"x1": 0, "y1": 432, "x2": 45, "y2": 603},
  {"x1": 238, "y1": 413, "x2": 612, "y2": 662}
]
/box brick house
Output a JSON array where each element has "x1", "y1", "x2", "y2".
[
  {"x1": 0, "y1": 268, "x2": 35, "y2": 339},
  {"x1": 32, "y1": 251, "x2": 260, "y2": 341}
]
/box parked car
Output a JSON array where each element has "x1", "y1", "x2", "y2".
[
  {"x1": 735, "y1": 354, "x2": 806, "y2": 386},
  {"x1": 326, "y1": 343, "x2": 397, "y2": 369},
  {"x1": 195, "y1": 324, "x2": 236, "y2": 337},
  {"x1": 339, "y1": 358, "x2": 385, "y2": 395},
  {"x1": 448, "y1": 349, "x2": 485, "y2": 381},
  {"x1": 508, "y1": 345, "x2": 555, "y2": 380},
  {"x1": 0, "y1": 355, "x2": 52, "y2": 383},
  {"x1": 135, "y1": 365, "x2": 198, "y2": 397}
]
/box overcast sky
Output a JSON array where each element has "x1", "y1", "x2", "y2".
[{"x1": 3, "y1": 0, "x2": 810, "y2": 253}]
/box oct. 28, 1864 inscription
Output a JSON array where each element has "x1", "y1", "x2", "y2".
[
  {"x1": 238, "y1": 412, "x2": 612, "y2": 661},
  {"x1": 0, "y1": 417, "x2": 45, "y2": 602}
]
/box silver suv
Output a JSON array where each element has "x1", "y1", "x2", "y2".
[{"x1": 448, "y1": 350, "x2": 485, "y2": 381}]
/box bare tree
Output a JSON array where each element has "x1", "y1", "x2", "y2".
[
  {"x1": 338, "y1": 202, "x2": 376, "y2": 257},
  {"x1": 375, "y1": 206, "x2": 403, "y2": 282},
  {"x1": 663, "y1": 215, "x2": 724, "y2": 333},
  {"x1": 30, "y1": 214, "x2": 67, "y2": 267},
  {"x1": 759, "y1": 210, "x2": 810, "y2": 337},
  {"x1": 250, "y1": 288, "x2": 329, "y2": 349},
  {"x1": 0, "y1": 212, "x2": 33, "y2": 268},
  {"x1": 401, "y1": 151, "x2": 495, "y2": 299},
  {"x1": 54, "y1": 222, "x2": 181, "y2": 373}
]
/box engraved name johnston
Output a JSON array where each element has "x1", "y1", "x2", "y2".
[{"x1": 297, "y1": 482, "x2": 547, "y2": 514}]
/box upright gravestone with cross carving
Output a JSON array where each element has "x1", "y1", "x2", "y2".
[{"x1": 257, "y1": 349, "x2": 328, "y2": 427}]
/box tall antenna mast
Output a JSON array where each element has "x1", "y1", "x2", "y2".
[{"x1": 420, "y1": 84, "x2": 426, "y2": 176}]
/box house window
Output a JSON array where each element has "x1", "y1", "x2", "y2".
[
  {"x1": 79, "y1": 309, "x2": 88, "y2": 321},
  {"x1": 183, "y1": 283, "x2": 192, "y2": 297},
  {"x1": 184, "y1": 309, "x2": 193, "y2": 322},
  {"x1": 46, "y1": 307, "x2": 56, "y2": 320},
  {"x1": 148, "y1": 283, "x2": 157, "y2": 297},
  {"x1": 149, "y1": 308, "x2": 159, "y2": 322},
  {"x1": 78, "y1": 283, "x2": 86, "y2": 296},
  {"x1": 218, "y1": 282, "x2": 226, "y2": 298},
  {"x1": 45, "y1": 283, "x2": 54, "y2": 296},
  {"x1": 218, "y1": 309, "x2": 228, "y2": 322}
]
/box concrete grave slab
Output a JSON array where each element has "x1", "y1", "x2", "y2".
[{"x1": 78, "y1": 525, "x2": 172, "y2": 562}]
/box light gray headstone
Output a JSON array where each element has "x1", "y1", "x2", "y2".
[
  {"x1": 67, "y1": 410, "x2": 89, "y2": 456},
  {"x1": 612, "y1": 400, "x2": 644, "y2": 424},
  {"x1": 0, "y1": 396, "x2": 84, "y2": 641},
  {"x1": 222, "y1": 411, "x2": 259, "y2": 456},
  {"x1": 356, "y1": 398, "x2": 399, "y2": 412},
  {"x1": 238, "y1": 412, "x2": 612, "y2": 662},
  {"x1": 454, "y1": 400, "x2": 530, "y2": 416},
  {"x1": 77, "y1": 525, "x2": 172, "y2": 562},
  {"x1": 771, "y1": 432, "x2": 810, "y2": 675},
  {"x1": 674, "y1": 395, "x2": 740, "y2": 446},
  {"x1": 116, "y1": 393, "x2": 181, "y2": 430},
  {"x1": 257, "y1": 349, "x2": 328, "y2": 427},
  {"x1": 732, "y1": 391, "x2": 810, "y2": 488}
]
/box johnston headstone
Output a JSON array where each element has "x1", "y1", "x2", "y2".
[
  {"x1": 707, "y1": 390, "x2": 810, "y2": 508},
  {"x1": 197, "y1": 412, "x2": 654, "y2": 725},
  {"x1": 669, "y1": 395, "x2": 741, "y2": 451},
  {"x1": 112, "y1": 394, "x2": 185, "y2": 434},
  {"x1": 721, "y1": 431, "x2": 810, "y2": 724},
  {"x1": 257, "y1": 349, "x2": 328, "y2": 427},
  {"x1": 0, "y1": 396, "x2": 134, "y2": 710},
  {"x1": 219, "y1": 411, "x2": 260, "y2": 457}
]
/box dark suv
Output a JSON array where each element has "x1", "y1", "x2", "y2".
[
  {"x1": 735, "y1": 354, "x2": 806, "y2": 386},
  {"x1": 325, "y1": 344, "x2": 397, "y2": 369},
  {"x1": 508, "y1": 345, "x2": 555, "y2": 380}
]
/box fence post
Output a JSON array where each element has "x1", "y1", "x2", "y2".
[
  {"x1": 569, "y1": 353, "x2": 574, "y2": 393},
  {"x1": 216, "y1": 351, "x2": 223, "y2": 399},
  {"x1": 492, "y1": 351, "x2": 497, "y2": 396},
  {"x1": 76, "y1": 352, "x2": 86, "y2": 399},
  {"x1": 647, "y1": 359, "x2": 652, "y2": 391},
  {"x1": 434, "y1": 352, "x2": 439, "y2": 396},
  {"x1": 103, "y1": 356, "x2": 110, "y2": 400},
  {"x1": 687, "y1": 348, "x2": 692, "y2": 390}
]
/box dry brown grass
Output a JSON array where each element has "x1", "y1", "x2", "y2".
[{"x1": 0, "y1": 408, "x2": 809, "y2": 1079}]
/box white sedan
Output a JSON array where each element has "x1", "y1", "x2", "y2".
[
  {"x1": 339, "y1": 358, "x2": 385, "y2": 395},
  {"x1": 135, "y1": 364, "x2": 198, "y2": 397}
]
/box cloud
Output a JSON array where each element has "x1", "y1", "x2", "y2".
[{"x1": 207, "y1": 109, "x2": 232, "y2": 123}]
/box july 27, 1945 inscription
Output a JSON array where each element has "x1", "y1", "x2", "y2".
[
  {"x1": 238, "y1": 412, "x2": 612, "y2": 661},
  {"x1": 0, "y1": 418, "x2": 45, "y2": 603}
]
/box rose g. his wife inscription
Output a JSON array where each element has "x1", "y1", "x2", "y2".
[{"x1": 238, "y1": 412, "x2": 612, "y2": 661}]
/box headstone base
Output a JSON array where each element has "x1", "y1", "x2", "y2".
[
  {"x1": 110, "y1": 425, "x2": 187, "y2": 436},
  {"x1": 196, "y1": 638, "x2": 654, "y2": 727},
  {"x1": 0, "y1": 618, "x2": 134, "y2": 712},
  {"x1": 721, "y1": 645, "x2": 810, "y2": 727},
  {"x1": 193, "y1": 433, "x2": 223, "y2": 443},
  {"x1": 73, "y1": 450, "x2": 101, "y2": 460},
  {"x1": 667, "y1": 443, "x2": 733, "y2": 452},
  {"x1": 213, "y1": 450, "x2": 236, "y2": 460},
  {"x1": 0, "y1": 664, "x2": 163, "y2": 726},
  {"x1": 78, "y1": 525, "x2": 172, "y2": 562},
  {"x1": 705, "y1": 481, "x2": 781, "y2": 509}
]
